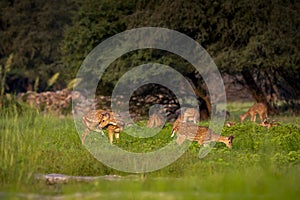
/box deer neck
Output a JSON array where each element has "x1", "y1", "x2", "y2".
[
  {"x1": 217, "y1": 136, "x2": 229, "y2": 145},
  {"x1": 172, "y1": 116, "x2": 182, "y2": 129},
  {"x1": 240, "y1": 112, "x2": 249, "y2": 121}
]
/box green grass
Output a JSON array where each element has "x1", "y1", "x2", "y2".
[{"x1": 0, "y1": 102, "x2": 299, "y2": 199}]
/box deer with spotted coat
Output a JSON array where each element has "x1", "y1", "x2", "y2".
[
  {"x1": 171, "y1": 116, "x2": 234, "y2": 148},
  {"x1": 81, "y1": 109, "x2": 122, "y2": 144}
]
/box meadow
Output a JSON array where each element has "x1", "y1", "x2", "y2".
[{"x1": 0, "y1": 102, "x2": 299, "y2": 199}]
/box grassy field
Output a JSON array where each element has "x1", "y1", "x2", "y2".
[{"x1": 0, "y1": 102, "x2": 299, "y2": 199}]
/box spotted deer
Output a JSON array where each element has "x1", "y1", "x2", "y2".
[
  {"x1": 81, "y1": 109, "x2": 121, "y2": 144},
  {"x1": 239, "y1": 103, "x2": 268, "y2": 124},
  {"x1": 171, "y1": 116, "x2": 234, "y2": 148},
  {"x1": 97, "y1": 112, "x2": 123, "y2": 144},
  {"x1": 260, "y1": 119, "x2": 279, "y2": 129},
  {"x1": 182, "y1": 107, "x2": 200, "y2": 124},
  {"x1": 225, "y1": 121, "x2": 236, "y2": 127}
]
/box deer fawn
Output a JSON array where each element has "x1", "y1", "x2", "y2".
[
  {"x1": 171, "y1": 116, "x2": 234, "y2": 148},
  {"x1": 239, "y1": 103, "x2": 268, "y2": 124},
  {"x1": 97, "y1": 112, "x2": 123, "y2": 144},
  {"x1": 81, "y1": 109, "x2": 121, "y2": 144}
]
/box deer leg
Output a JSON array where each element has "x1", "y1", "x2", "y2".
[
  {"x1": 250, "y1": 114, "x2": 253, "y2": 122},
  {"x1": 193, "y1": 117, "x2": 197, "y2": 124},
  {"x1": 113, "y1": 131, "x2": 119, "y2": 144},
  {"x1": 265, "y1": 112, "x2": 268, "y2": 121},
  {"x1": 82, "y1": 128, "x2": 90, "y2": 144},
  {"x1": 108, "y1": 129, "x2": 114, "y2": 144},
  {"x1": 115, "y1": 132, "x2": 120, "y2": 139},
  {"x1": 250, "y1": 114, "x2": 256, "y2": 122},
  {"x1": 254, "y1": 114, "x2": 257, "y2": 122},
  {"x1": 195, "y1": 113, "x2": 200, "y2": 124},
  {"x1": 114, "y1": 127, "x2": 120, "y2": 140}
]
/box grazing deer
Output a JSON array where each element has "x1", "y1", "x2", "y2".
[
  {"x1": 260, "y1": 119, "x2": 279, "y2": 129},
  {"x1": 182, "y1": 107, "x2": 200, "y2": 123},
  {"x1": 147, "y1": 105, "x2": 165, "y2": 128},
  {"x1": 97, "y1": 112, "x2": 123, "y2": 144},
  {"x1": 225, "y1": 121, "x2": 236, "y2": 127},
  {"x1": 81, "y1": 109, "x2": 120, "y2": 144},
  {"x1": 147, "y1": 112, "x2": 165, "y2": 128},
  {"x1": 171, "y1": 116, "x2": 234, "y2": 148},
  {"x1": 239, "y1": 103, "x2": 268, "y2": 124}
]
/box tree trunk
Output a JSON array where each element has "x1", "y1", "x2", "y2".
[
  {"x1": 185, "y1": 73, "x2": 211, "y2": 120},
  {"x1": 241, "y1": 68, "x2": 276, "y2": 114},
  {"x1": 192, "y1": 88, "x2": 212, "y2": 117}
]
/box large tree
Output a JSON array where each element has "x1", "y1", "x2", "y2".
[
  {"x1": 62, "y1": 0, "x2": 299, "y2": 115},
  {"x1": 125, "y1": 0, "x2": 300, "y2": 113},
  {"x1": 211, "y1": 0, "x2": 300, "y2": 113}
]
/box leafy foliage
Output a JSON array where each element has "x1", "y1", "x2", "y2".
[
  {"x1": 0, "y1": 0, "x2": 74, "y2": 92},
  {"x1": 62, "y1": 0, "x2": 300, "y2": 111},
  {"x1": 61, "y1": 0, "x2": 137, "y2": 78},
  {"x1": 0, "y1": 0, "x2": 299, "y2": 112}
]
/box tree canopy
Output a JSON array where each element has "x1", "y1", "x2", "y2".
[
  {"x1": 0, "y1": 0, "x2": 299, "y2": 113},
  {"x1": 0, "y1": 0, "x2": 73, "y2": 92}
]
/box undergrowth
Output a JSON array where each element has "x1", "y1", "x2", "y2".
[{"x1": 0, "y1": 103, "x2": 299, "y2": 199}]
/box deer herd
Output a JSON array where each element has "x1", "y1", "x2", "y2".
[{"x1": 81, "y1": 102, "x2": 278, "y2": 151}]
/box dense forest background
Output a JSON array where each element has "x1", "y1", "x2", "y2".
[{"x1": 0, "y1": 0, "x2": 299, "y2": 113}]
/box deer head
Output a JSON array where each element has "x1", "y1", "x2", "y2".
[
  {"x1": 226, "y1": 135, "x2": 235, "y2": 148},
  {"x1": 98, "y1": 112, "x2": 115, "y2": 128}
]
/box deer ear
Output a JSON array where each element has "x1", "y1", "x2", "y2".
[
  {"x1": 103, "y1": 112, "x2": 110, "y2": 118},
  {"x1": 228, "y1": 135, "x2": 234, "y2": 140}
]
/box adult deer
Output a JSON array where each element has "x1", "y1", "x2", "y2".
[
  {"x1": 171, "y1": 116, "x2": 234, "y2": 148},
  {"x1": 239, "y1": 103, "x2": 268, "y2": 124}
]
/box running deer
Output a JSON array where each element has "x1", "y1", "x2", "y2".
[
  {"x1": 81, "y1": 109, "x2": 121, "y2": 144},
  {"x1": 171, "y1": 116, "x2": 234, "y2": 148},
  {"x1": 239, "y1": 103, "x2": 268, "y2": 124}
]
